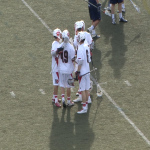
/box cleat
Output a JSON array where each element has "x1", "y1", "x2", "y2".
[
  {"x1": 55, "y1": 102, "x2": 61, "y2": 107},
  {"x1": 77, "y1": 108, "x2": 87, "y2": 114},
  {"x1": 67, "y1": 101, "x2": 74, "y2": 106},
  {"x1": 112, "y1": 18, "x2": 116, "y2": 25},
  {"x1": 119, "y1": 17, "x2": 127, "y2": 23},
  {"x1": 73, "y1": 97, "x2": 82, "y2": 103},
  {"x1": 87, "y1": 27, "x2": 92, "y2": 33},
  {"x1": 92, "y1": 34, "x2": 100, "y2": 38},
  {"x1": 122, "y1": 8, "x2": 125, "y2": 13},
  {"x1": 63, "y1": 101, "x2": 67, "y2": 108},
  {"x1": 88, "y1": 96, "x2": 92, "y2": 104}
]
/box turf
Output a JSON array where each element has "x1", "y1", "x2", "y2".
[{"x1": 0, "y1": 0, "x2": 150, "y2": 149}]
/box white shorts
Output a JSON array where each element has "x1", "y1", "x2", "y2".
[
  {"x1": 79, "y1": 74, "x2": 90, "y2": 91},
  {"x1": 52, "y1": 72, "x2": 59, "y2": 86},
  {"x1": 59, "y1": 73, "x2": 73, "y2": 88}
]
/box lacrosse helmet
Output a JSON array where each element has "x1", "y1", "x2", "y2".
[
  {"x1": 62, "y1": 29, "x2": 70, "y2": 42},
  {"x1": 77, "y1": 31, "x2": 85, "y2": 43},
  {"x1": 75, "y1": 21, "x2": 83, "y2": 30},
  {"x1": 53, "y1": 28, "x2": 62, "y2": 39},
  {"x1": 80, "y1": 20, "x2": 85, "y2": 30}
]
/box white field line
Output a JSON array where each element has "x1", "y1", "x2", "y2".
[
  {"x1": 21, "y1": 0, "x2": 53, "y2": 34},
  {"x1": 21, "y1": 0, "x2": 150, "y2": 146},
  {"x1": 102, "y1": 88, "x2": 150, "y2": 146}
]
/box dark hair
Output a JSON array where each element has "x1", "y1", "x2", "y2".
[
  {"x1": 81, "y1": 39, "x2": 85, "y2": 43},
  {"x1": 77, "y1": 28, "x2": 82, "y2": 31}
]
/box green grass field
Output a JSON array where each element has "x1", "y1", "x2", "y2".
[{"x1": 1, "y1": 0, "x2": 150, "y2": 149}]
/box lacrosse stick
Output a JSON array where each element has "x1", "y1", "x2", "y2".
[
  {"x1": 129, "y1": 0, "x2": 140, "y2": 13},
  {"x1": 90, "y1": 74, "x2": 103, "y2": 97},
  {"x1": 67, "y1": 68, "x2": 97, "y2": 86},
  {"x1": 84, "y1": 0, "x2": 111, "y2": 17},
  {"x1": 90, "y1": 54, "x2": 103, "y2": 97}
]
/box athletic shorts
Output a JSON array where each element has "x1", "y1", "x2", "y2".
[
  {"x1": 79, "y1": 74, "x2": 90, "y2": 91},
  {"x1": 59, "y1": 73, "x2": 73, "y2": 88},
  {"x1": 52, "y1": 72, "x2": 59, "y2": 86},
  {"x1": 110, "y1": 0, "x2": 123, "y2": 4},
  {"x1": 89, "y1": 7, "x2": 101, "y2": 21}
]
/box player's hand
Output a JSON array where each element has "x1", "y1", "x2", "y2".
[
  {"x1": 57, "y1": 47, "x2": 64, "y2": 54},
  {"x1": 97, "y1": 3, "x2": 101, "y2": 12},
  {"x1": 74, "y1": 71, "x2": 80, "y2": 81}
]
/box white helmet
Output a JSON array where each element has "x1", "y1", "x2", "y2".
[
  {"x1": 53, "y1": 28, "x2": 62, "y2": 39},
  {"x1": 75, "y1": 21, "x2": 83, "y2": 30},
  {"x1": 80, "y1": 20, "x2": 85, "y2": 30},
  {"x1": 62, "y1": 30, "x2": 69, "y2": 39},
  {"x1": 77, "y1": 31, "x2": 85, "y2": 43}
]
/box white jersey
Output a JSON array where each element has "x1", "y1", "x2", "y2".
[
  {"x1": 73, "y1": 31, "x2": 92, "y2": 50},
  {"x1": 58, "y1": 42, "x2": 75, "y2": 74},
  {"x1": 76, "y1": 43, "x2": 90, "y2": 75},
  {"x1": 51, "y1": 41, "x2": 61, "y2": 72}
]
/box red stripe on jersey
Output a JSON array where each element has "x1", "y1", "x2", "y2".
[{"x1": 55, "y1": 57, "x2": 58, "y2": 66}]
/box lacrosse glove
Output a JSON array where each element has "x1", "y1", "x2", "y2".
[
  {"x1": 97, "y1": 3, "x2": 101, "y2": 12},
  {"x1": 75, "y1": 71, "x2": 80, "y2": 81},
  {"x1": 57, "y1": 47, "x2": 64, "y2": 54}
]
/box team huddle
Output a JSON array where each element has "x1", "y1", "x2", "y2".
[{"x1": 51, "y1": 20, "x2": 95, "y2": 114}]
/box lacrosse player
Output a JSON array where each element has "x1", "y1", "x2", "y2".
[
  {"x1": 105, "y1": 0, "x2": 125, "y2": 12},
  {"x1": 75, "y1": 31, "x2": 91, "y2": 114},
  {"x1": 87, "y1": 0, "x2": 101, "y2": 38},
  {"x1": 73, "y1": 20, "x2": 93, "y2": 104},
  {"x1": 110, "y1": 0, "x2": 127, "y2": 24},
  {"x1": 58, "y1": 30, "x2": 75, "y2": 108},
  {"x1": 51, "y1": 28, "x2": 64, "y2": 108}
]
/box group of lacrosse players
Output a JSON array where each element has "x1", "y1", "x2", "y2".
[
  {"x1": 50, "y1": 20, "x2": 95, "y2": 114},
  {"x1": 50, "y1": 0, "x2": 127, "y2": 114}
]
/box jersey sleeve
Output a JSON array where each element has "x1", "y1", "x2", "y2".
[
  {"x1": 87, "y1": 32, "x2": 92, "y2": 45},
  {"x1": 51, "y1": 42, "x2": 57, "y2": 55}
]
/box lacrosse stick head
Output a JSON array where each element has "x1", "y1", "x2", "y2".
[
  {"x1": 96, "y1": 84, "x2": 103, "y2": 97},
  {"x1": 67, "y1": 79, "x2": 74, "y2": 86},
  {"x1": 89, "y1": 80, "x2": 93, "y2": 92},
  {"x1": 136, "y1": 6, "x2": 140, "y2": 13}
]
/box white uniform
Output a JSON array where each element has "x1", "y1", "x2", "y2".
[
  {"x1": 73, "y1": 31, "x2": 92, "y2": 72},
  {"x1": 73, "y1": 31, "x2": 92, "y2": 50},
  {"x1": 76, "y1": 43, "x2": 90, "y2": 91},
  {"x1": 51, "y1": 41, "x2": 61, "y2": 85},
  {"x1": 58, "y1": 42, "x2": 75, "y2": 88}
]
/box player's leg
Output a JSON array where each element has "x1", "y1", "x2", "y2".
[
  {"x1": 111, "y1": 2, "x2": 116, "y2": 24},
  {"x1": 73, "y1": 89, "x2": 82, "y2": 102},
  {"x1": 59, "y1": 73, "x2": 67, "y2": 108},
  {"x1": 77, "y1": 75, "x2": 90, "y2": 114},
  {"x1": 122, "y1": 0, "x2": 125, "y2": 12},
  {"x1": 66, "y1": 88, "x2": 74, "y2": 106},
  {"x1": 91, "y1": 20, "x2": 100, "y2": 38},
  {"x1": 118, "y1": 0, "x2": 127, "y2": 22},
  {"x1": 87, "y1": 7, "x2": 101, "y2": 38},
  {"x1": 61, "y1": 87, "x2": 67, "y2": 108},
  {"x1": 52, "y1": 72, "x2": 61, "y2": 107}
]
